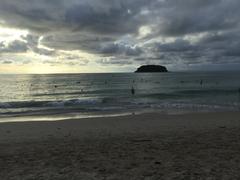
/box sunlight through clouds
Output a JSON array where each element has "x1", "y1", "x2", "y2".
[
  {"x1": 0, "y1": 0, "x2": 240, "y2": 73},
  {"x1": 0, "y1": 26, "x2": 28, "y2": 42}
]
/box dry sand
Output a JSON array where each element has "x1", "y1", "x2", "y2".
[{"x1": 0, "y1": 111, "x2": 240, "y2": 179}]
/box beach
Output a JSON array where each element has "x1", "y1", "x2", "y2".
[
  {"x1": 1, "y1": 111, "x2": 240, "y2": 179},
  {"x1": 1, "y1": 0, "x2": 240, "y2": 179}
]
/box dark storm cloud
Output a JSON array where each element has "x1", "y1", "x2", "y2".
[
  {"x1": 147, "y1": 30, "x2": 240, "y2": 66},
  {"x1": 0, "y1": 0, "x2": 65, "y2": 33},
  {"x1": 0, "y1": 0, "x2": 240, "y2": 69},
  {"x1": 0, "y1": 0, "x2": 239, "y2": 36},
  {"x1": 22, "y1": 34, "x2": 56, "y2": 56},
  {"x1": 41, "y1": 33, "x2": 115, "y2": 53},
  {"x1": 0, "y1": 40, "x2": 28, "y2": 53},
  {"x1": 199, "y1": 32, "x2": 240, "y2": 59},
  {"x1": 98, "y1": 57, "x2": 133, "y2": 66},
  {"x1": 0, "y1": 34, "x2": 55, "y2": 56},
  {"x1": 64, "y1": 0, "x2": 150, "y2": 35},
  {"x1": 148, "y1": 0, "x2": 240, "y2": 36},
  {"x1": 0, "y1": 0, "x2": 150, "y2": 34},
  {"x1": 152, "y1": 39, "x2": 197, "y2": 53},
  {"x1": 100, "y1": 43, "x2": 142, "y2": 56}
]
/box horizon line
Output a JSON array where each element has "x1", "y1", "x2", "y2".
[{"x1": 0, "y1": 69, "x2": 239, "y2": 75}]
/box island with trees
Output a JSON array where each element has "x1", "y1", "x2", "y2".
[{"x1": 135, "y1": 65, "x2": 168, "y2": 73}]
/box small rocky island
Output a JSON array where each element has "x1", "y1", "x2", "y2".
[{"x1": 135, "y1": 65, "x2": 168, "y2": 73}]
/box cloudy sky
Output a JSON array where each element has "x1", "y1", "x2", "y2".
[{"x1": 0, "y1": 0, "x2": 240, "y2": 73}]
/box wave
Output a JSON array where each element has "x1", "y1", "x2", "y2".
[
  {"x1": 0, "y1": 98, "x2": 102, "y2": 109},
  {"x1": 1, "y1": 88, "x2": 239, "y2": 111},
  {"x1": 1, "y1": 99, "x2": 239, "y2": 119},
  {"x1": 138, "y1": 88, "x2": 239, "y2": 100},
  {"x1": 138, "y1": 93, "x2": 180, "y2": 99},
  {"x1": 33, "y1": 89, "x2": 128, "y2": 97},
  {"x1": 176, "y1": 89, "x2": 239, "y2": 96}
]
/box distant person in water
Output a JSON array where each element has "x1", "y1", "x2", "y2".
[
  {"x1": 200, "y1": 80, "x2": 203, "y2": 86},
  {"x1": 131, "y1": 86, "x2": 135, "y2": 95},
  {"x1": 238, "y1": 88, "x2": 240, "y2": 110}
]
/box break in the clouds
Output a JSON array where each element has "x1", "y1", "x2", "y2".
[{"x1": 0, "y1": 0, "x2": 240, "y2": 72}]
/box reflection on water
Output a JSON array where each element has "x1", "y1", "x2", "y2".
[{"x1": 0, "y1": 72, "x2": 240, "y2": 121}]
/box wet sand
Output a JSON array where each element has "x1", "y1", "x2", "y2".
[{"x1": 0, "y1": 111, "x2": 240, "y2": 179}]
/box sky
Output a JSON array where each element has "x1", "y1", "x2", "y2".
[{"x1": 0, "y1": 0, "x2": 240, "y2": 73}]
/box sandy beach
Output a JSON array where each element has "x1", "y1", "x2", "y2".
[{"x1": 1, "y1": 111, "x2": 240, "y2": 179}]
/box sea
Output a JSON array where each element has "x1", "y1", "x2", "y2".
[{"x1": 0, "y1": 71, "x2": 239, "y2": 122}]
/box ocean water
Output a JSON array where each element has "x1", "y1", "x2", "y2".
[{"x1": 0, "y1": 72, "x2": 239, "y2": 121}]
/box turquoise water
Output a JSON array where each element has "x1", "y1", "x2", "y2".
[{"x1": 0, "y1": 72, "x2": 239, "y2": 121}]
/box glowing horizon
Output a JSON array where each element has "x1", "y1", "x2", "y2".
[{"x1": 0, "y1": 0, "x2": 240, "y2": 73}]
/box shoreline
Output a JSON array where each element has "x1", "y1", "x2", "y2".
[
  {"x1": 0, "y1": 111, "x2": 239, "y2": 142},
  {"x1": 0, "y1": 107, "x2": 239, "y2": 123}
]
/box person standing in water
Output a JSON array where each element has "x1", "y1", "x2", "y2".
[
  {"x1": 131, "y1": 86, "x2": 135, "y2": 95},
  {"x1": 238, "y1": 88, "x2": 240, "y2": 110}
]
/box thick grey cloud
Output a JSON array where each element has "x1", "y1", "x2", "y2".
[
  {"x1": 98, "y1": 57, "x2": 133, "y2": 66},
  {"x1": 41, "y1": 32, "x2": 115, "y2": 53},
  {"x1": 100, "y1": 43, "x2": 142, "y2": 56},
  {"x1": 0, "y1": 0, "x2": 240, "y2": 70},
  {"x1": 147, "y1": 30, "x2": 240, "y2": 67},
  {"x1": 0, "y1": 40, "x2": 28, "y2": 53},
  {"x1": 0, "y1": 0, "x2": 65, "y2": 33},
  {"x1": 0, "y1": 34, "x2": 55, "y2": 56},
  {"x1": 148, "y1": 0, "x2": 240, "y2": 36},
  {"x1": 64, "y1": 0, "x2": 149, "y2": 35},
  {"x1": 0, "y1": 0, "x2": 149, "y2": 34},
  {"x1": 152, "y1": 39, "x2": 197, "y2": 53}
]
